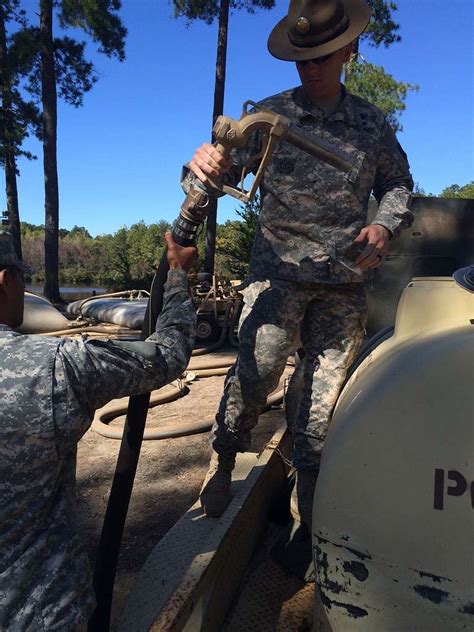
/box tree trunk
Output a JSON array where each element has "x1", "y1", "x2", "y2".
[
  {"x1": 204, "y1": 0, "x2": 230, "y2": 276},
  {"x1": 0, "y1": 3, "x2": 22, "y2": 258},
  {"x1": 211, "y1": 0, "x2": 229, "y2": 127},
  {"x1": 4, "y1": 152, "x2": 21, "y2": 257},
  {"x1": 40, "y1": 0, "x2": 61, "y2": 302}
]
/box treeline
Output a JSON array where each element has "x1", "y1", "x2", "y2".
[
  {"x1": 23, "y1": 220, "x2": 172, "y2": 289},
  {"x1": 22, "y1": 183, "x2": 474, "y2": 290},
  {"x1": 21, "y1": 201, "x2": 258, "y2": 289}
]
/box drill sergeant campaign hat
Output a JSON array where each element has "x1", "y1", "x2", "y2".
[
  {"x1": 268, "y1": 0, "x2": 371, "y2": 62},
  {"x1": 0, "y1": 230, "x2": 34, "y2": 274}
]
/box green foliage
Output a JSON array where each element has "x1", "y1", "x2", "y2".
[
  {"x1": 0, "y1": 3, "x2": 41, "y2": 166},
  {"x1": 412, "y1": 182, "x2": 432, "y2": 197},
  {"x1": 68, "y1": 224, "x2": 92, "y2": 239},
  {"x1": 216, "y1": 196, "x2": 258, "y2": 278},
  {"x1": 11, "y1": 28, "x2": 97, "y2": 109},
  {"x1": 21, "y1": 219, "x2": 172, "y2": 288},
  {"x1": 0, "y1": 91, "x2": 41, "y2": 164},
  {"x1": 439, "y1": 181, "x2": 474, "y2": 199},
  {"x1": 343, "y1": 1, "x2": 417, "y2": 133},
  {"x1": 54, "y1": 37, "x2": 97, "y2": 107},
  {"x1": 171, "y1": 0, "x2": 274, "y2": 24},
  {"x1": 59, "y1": 0, "x2": 127, "y2": 61},
  {"x1": 363, "y1": 0, "x2": 401, "y2": 48},
  {"x1": 16, "y1": 1, "x2": 126, "y2": 109},
  {"x1": 19, "y1": 214, "x2": 256, "y2": 287},
  {"x1": 345, "y1": 61, "x2": 418, "y2": 132}
]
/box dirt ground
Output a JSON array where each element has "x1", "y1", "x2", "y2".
[{"x1": 75, "y1": 347, "x2": 292, "y2": 629}]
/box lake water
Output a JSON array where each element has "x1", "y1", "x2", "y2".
[{"x1": 27, "y1": 285, "x2": 108, "y2": 302}]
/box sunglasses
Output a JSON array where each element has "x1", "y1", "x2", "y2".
[{"x1": 298, "y1": 53, "x2": 334, "y2": 66}]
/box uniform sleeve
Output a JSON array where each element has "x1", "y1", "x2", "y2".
[
  {"x1": 56, "y1": 269, "x2": 196, "y2": 419},
  {"x1": 371, "y1": 120, "x2": 414, "y2": 238}
]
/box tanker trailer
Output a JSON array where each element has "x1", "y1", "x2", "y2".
[{"x1": 313, "y1": 271, "x2": 474, "y2": 631}]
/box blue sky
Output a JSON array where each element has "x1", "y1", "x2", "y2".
[{"x1": 5, "y1": 0, "x2": 474, "y2": 236}]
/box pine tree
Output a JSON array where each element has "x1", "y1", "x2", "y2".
[
  {"x1": 21, "y1": 0, "x2": 126, "y2": 301},
  {"x1": 0, "y1": 1, "x2": 40, "y2": 258}
]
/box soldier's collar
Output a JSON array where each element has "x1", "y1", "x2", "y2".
[
  {"x1": 293, "y1": 86, "x2": 323, "y2": 120},
  {"x1": 294, "y1": 84, "x2": 358, "y2": 127},
  {"x1": 337, "y1": 85, "x2": 360, "y2": 127}
]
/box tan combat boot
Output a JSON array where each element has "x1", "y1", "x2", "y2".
[{"x1": 199, "y1": 451, "x2": 236, "y2": 517}]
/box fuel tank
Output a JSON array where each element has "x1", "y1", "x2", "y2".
[
  {"x1": 313, "y1": 277, "x2": 474, "y2": 631},
  {"x1": 17, "y1": 292, "x2": 70, "y2": 334},
  {"x1": 67, "y1": 296, "x2": 147, "y2": 329}
]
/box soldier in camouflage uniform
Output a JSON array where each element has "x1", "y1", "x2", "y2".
[
  {"x1": 185, "y1": 0, "x2": 414, "y2": 521},
  {"x1": 0, "y1": 230, "x2": 196, "y2": 630}
]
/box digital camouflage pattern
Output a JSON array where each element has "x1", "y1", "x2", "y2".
[
  {"x1": 182, "y1": 86, "x2": 413, "y2": 284},
  {"x1": 0, "y1": 270, "x2": 196, "y2": 630},
  {"x1": 236, "y1": 85, "x2": 414, "y2": 284},
  {"x1": 212, "y1": 279, "x2": 366, "y2": 468},
  {"x1": 199, "y1": 85, "x2": 413, "y2": 468}
]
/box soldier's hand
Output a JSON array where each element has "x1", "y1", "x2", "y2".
[
  {"x1": 354, "y1": 224, "x2": 391, "y2": 269},
  {"x1": 189, "y1": 143, "x2": 233, "y2": 185},
  {"x1": 165, "y1": 232, "x2": 197, "y2": 272}
]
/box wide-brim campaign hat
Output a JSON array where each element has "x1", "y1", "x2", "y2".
[
  {"x1": 453, "y1": 265, "x2": 474, "y2": 293},
  {"x1": 268, "y1": 0, "x2": 371, "y2": 62},
  {"x1": 0, "y1": 230, "x2": 34, "y2": 275}
]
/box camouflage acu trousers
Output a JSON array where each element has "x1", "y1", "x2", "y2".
[{"x1": 212, "y1": 279, "x2": 367, "y2": 469}]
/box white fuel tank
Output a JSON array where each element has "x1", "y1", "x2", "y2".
[
  {"x1": 17, "y1": 292, "x2": 70, "y2": 334},
  {"x1": 313, "y1": 277, "x2": 474, "y2": 631}
]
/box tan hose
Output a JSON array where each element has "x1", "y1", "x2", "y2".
[
  {"x1": 38, "y1": 325, "x2": 141, "y2": 337},
  {"x1": 191, "y1": 367, "x2": 230, "y2": 377},
  {"x1": 92, "y1": 372, "x2": 285, "y2": 441},
  {"x1": 91, "y1": 381, "x2": 188, "y2": 439},
  {"x1": 126, "y1": 387, "x2": 284, "y2": 441},
  {"x1": 187, "y1": 353, "x2": 236, "y2": 370}
]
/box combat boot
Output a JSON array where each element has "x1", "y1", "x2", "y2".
[
  {"x1": 199, "y1": 451, "x2": 236, "y2": 517},
  {"x1": 290, "y1": 468, "x2": 319, "y2": 531}
]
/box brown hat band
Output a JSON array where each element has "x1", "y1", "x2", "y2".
[
  {"x1": 288, "y1": 1, "x2": 350, "y2": 48},
  {"x1": 289, "y1": 14, "x2": 350, "y2": 47}
]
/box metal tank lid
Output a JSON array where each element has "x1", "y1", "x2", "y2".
[{"x1": 453, "y1": 264, "x2": 474, "y2": 293}]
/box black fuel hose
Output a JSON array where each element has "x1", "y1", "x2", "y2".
[
  {"x1": 88, "y1": 246, "x2": 174, "y2": 631},
  {"x1": 89, "y1": 178, "x2": 213, "y2": 630}
]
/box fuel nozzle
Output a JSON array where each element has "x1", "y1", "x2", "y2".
[
  {"x1": 173, "y1": 100, "x2": 360, "y2": 248},
  {"x1": 173, "y1": 186, "x2": 210, "y2": 247}
]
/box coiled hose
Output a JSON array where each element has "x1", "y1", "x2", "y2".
[{"x1": 92, "y1": 354, "x2": 286, "y2": 440}]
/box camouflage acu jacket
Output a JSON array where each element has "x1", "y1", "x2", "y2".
[
  {"x1": 0, "y1": 270, "x2": 196, "y2": 631},
  {"x1": 184, "y1": 84, "x2": 414, "y2": 284}
]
